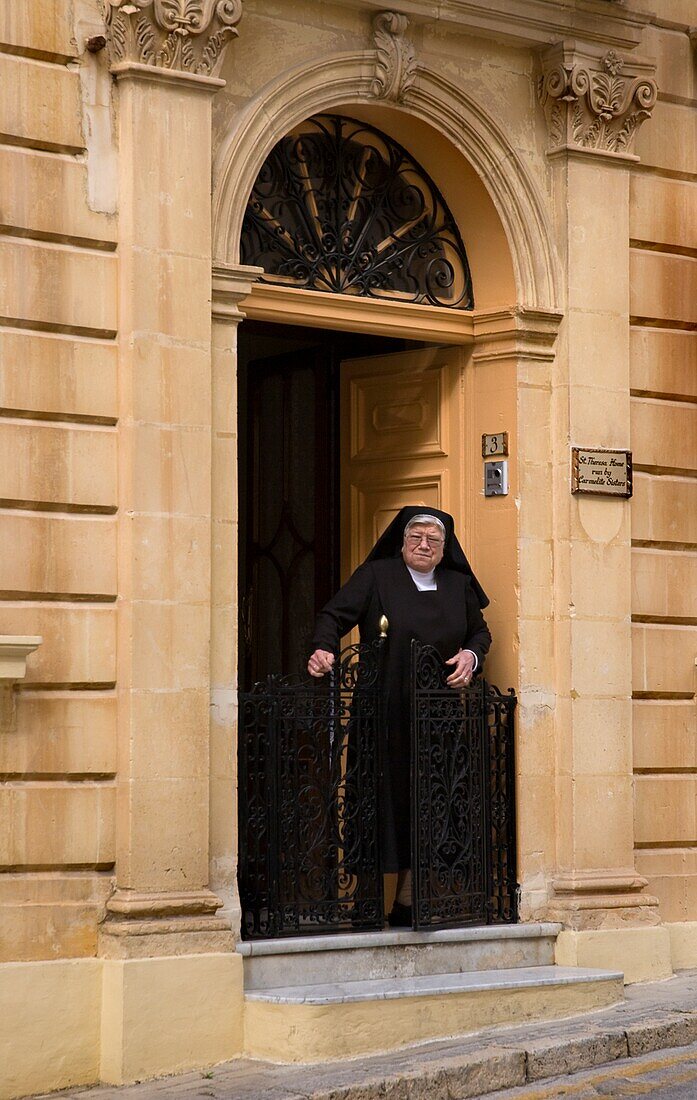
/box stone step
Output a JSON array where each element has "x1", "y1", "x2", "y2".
[
  {"x1": 244, "y1": 964, "x2": 625, "y2": 1062},
  {"x1": 239, "y1": 922, "x2": 561, "y2": 990},
  {"x1": 245, "y1": 963, "x2": 621, "y2": 1006}
]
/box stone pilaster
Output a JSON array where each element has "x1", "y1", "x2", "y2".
[
  {"x1": 209, "y1": 263, "x2": 262, "y2": 940},
  {"x1": 95, "y1": 6, "x2": 246, "y2": 1085},
  {"x1": 470, "y1": 309, "x2": 562, "y2": 922},
  {"x1": 536, "y1": 42, "x2": 669, "y2": 982},
  {"x1": 100, "y1": 1, "x2": 243, "y2": 960}
]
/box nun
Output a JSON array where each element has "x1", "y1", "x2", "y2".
[{"x1": 307, "y1": 506, "x2": 491, "y2": 926}]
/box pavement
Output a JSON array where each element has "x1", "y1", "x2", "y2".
[
  {"x1": 488, "y1": 1044, "x2": 697, "y2": 1097},
  {"x1": 34, "y1": 970, "x2": 697, "y2": 1100}
]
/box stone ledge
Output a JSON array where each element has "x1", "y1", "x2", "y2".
[
  {"x1": 0, "y1": 635, "x2": 42, "y2": 680},
  {"x1": 329, "y1": 0, "x2": 651, "y2": 52},
  {"x1": 0, "y1": 635, "x2": 42, "y2": 732},
  {"x1": 237, "y1": 921, "x2": 563, "y2": 956}
]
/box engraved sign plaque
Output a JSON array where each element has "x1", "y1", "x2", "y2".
[{"x1": 571, "y1": 448, "x2": 633, "y2": 498}]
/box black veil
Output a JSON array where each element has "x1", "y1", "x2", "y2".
[{"x1": 365, "y1": 505, "x2": 489, "y2": 609}]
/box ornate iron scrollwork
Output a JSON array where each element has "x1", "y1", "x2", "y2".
[
  {"x1": 411, "y1": 642, "x2": 487, "y2": 928},
  {"x1": 238, "y1": 640, "x2": 385, "y2": 938},
  {"x1": 241, "y1": 114, "x2": 474, "y2": 309},
  {"x1": 411, "y1": 641, "x2": 518, "y2": 929},
  {"x1": 486, "y1": 683, "x2": 518, "y2": 923}
]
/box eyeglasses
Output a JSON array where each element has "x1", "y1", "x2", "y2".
[{"x1": 405, "y1": 534, "x2": 444, "y2": 547}]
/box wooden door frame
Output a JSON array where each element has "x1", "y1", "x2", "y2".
[{"x1": 242, "y1": 282, "x2": 476, "y2": 347}]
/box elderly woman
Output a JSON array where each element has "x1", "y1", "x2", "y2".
[{"x1": 307, "y1": 505, "x2": 491, "y2": 926}]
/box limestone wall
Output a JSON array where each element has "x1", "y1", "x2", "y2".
[
  {"x1": 0, "y1": 0, "x2": 694, "y2": 988},
  {"x1": 0, "y1": 0, "x2": 118, "y2": 962},
  {"x1": 0, "y1": 0, "x2": 696, "y2": 1094},
  {"x1": 629, "y1": 11, "x2": 697, "y2": 928}
]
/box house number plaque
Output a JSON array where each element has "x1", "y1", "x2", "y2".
[
  {"x1": 482, "y1": 432, "x2": 508, "y2": 457},
  {"x1": 571, "y1": 448, "x2": 633, "y2": 498}
]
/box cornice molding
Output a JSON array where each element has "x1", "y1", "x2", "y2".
[
  {"x1": 471, "y1": 306, "x2": 563, "y2": 362},
  {"x1": 212, "y1": 262, "x2": 264, "y2": 322},
  {"x1": 553, "y1": 869, "x2": 650, "y2": 896},
  {"x1": 104, "y1": 0, "x2": 243, "y2": 78},
  {"x1": 335, "y1": 0, "x2": 650, "y2": 52},
  {"x1": 538, "y1": 42, "x2": 657, "y2": 161}
]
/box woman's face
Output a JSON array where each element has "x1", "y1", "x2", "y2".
[{"x1": 402, "y1": 523, "x2": 445, "y2": 573}]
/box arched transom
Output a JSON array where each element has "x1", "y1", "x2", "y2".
[{"x1": 240, "y1": 113, "x2": 474, "y2": 309}]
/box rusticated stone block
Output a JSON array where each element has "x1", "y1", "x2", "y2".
[
  {"x1": 0, "y1": 239, "x2": 117, "y2": 336},
  {"x1": 626, "y1": 1013, "x2": 697, "y2": 1057},
  {"x1": 0, "y1": 53, "x2": 83, "y2": 150},
  {"x1": 525, "y1": 1030, "x2": 628, "y2": 1081},
  {"x1": 0, "y1": 0, "x2": 77, "y2": 60}
]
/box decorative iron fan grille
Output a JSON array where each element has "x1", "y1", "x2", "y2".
[{"x1": 240, "y1": 114, "x2": 474, "y2": 309}]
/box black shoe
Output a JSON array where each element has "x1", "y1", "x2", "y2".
[{"x1": 387, "y1": 901, "x2": 413, "y2": 928}]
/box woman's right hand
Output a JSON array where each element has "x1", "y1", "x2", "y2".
[{"x1": 307, "y1": 649, "x2": 335, "y2": 678}]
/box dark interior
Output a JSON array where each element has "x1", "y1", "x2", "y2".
[{"x1": 237, "y1": 320, "x2": 424, "y2": 690}]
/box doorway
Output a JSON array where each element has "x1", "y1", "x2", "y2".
[
  {"x1": 236, "y1": 317, "x2": 519, "y2": 938},
  {"x1": 237, "y1": 320, "x2": 430, "y2": 690}
]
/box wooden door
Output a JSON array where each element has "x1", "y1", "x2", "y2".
[
  {"x1": 240, "y1": 349, "x2": 339, "y2": 690},
  {"x1": 340, "y1": 347, "x2": 465, "y2": 580}
]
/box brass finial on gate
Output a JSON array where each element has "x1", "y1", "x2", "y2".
[{"x1": 379, "y1": 615, "x2": 389, "y2": 637}]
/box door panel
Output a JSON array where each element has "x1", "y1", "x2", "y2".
[
  {"x1": 341, "y1": 347, "x2": 465, "y2": 579},
  {"x1": 348, "y1": 368, "x2": 447, "y2": 462}
]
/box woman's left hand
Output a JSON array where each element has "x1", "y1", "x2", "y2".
[{"x1": 445, "y1": 649, "x2": 476, "y2": 688}]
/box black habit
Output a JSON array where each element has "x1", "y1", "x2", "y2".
[{"x1": 310, "y1": 509, "x2": 492, "y2": 872}]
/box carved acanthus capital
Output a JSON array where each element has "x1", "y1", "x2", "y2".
[
  {"x1": 104, "y1": 0, "x2": 243, "y2": 77},
  {"x1": 371, "y1": 11, "x2": 416, "y2": 104},
  {"x1": 538, "y1": 44, "x2": 657, "y2": 159}
]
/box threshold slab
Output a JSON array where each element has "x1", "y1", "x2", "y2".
[{"x1": 237, "y1": 922, "x2": 562, "y2": 955}]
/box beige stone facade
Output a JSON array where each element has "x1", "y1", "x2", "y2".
[{"x1": 0, "y1": 0, "x2": 694, "y2": 1095}]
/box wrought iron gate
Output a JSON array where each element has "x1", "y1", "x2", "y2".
[
  {"x1": 239, "y1": 639, "x2": 518, "y2": 940},
  {"x1": 238, "y1": 640, "x2": 386, "y2": 938},
  {"x1": 411, "y1": 641, "x2": 518, "y2": 929}
]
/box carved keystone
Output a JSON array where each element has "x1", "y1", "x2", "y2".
[
  {"x1": 538, "y1": 43, "x2": 657, "y2": 159},
  {"x1": 371, "y1": 11, "x2": 417, "y2": 104},
  {"x1": 104, "y1": 0, "x2": 243, "y2": 77}
]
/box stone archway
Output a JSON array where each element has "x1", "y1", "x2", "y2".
[
  {"x1": 209, "y1": 54, "x2": 564, "y2": 933},
  {"x1": 212, "y1": 52, "x2": 561, "y2": 312}
]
